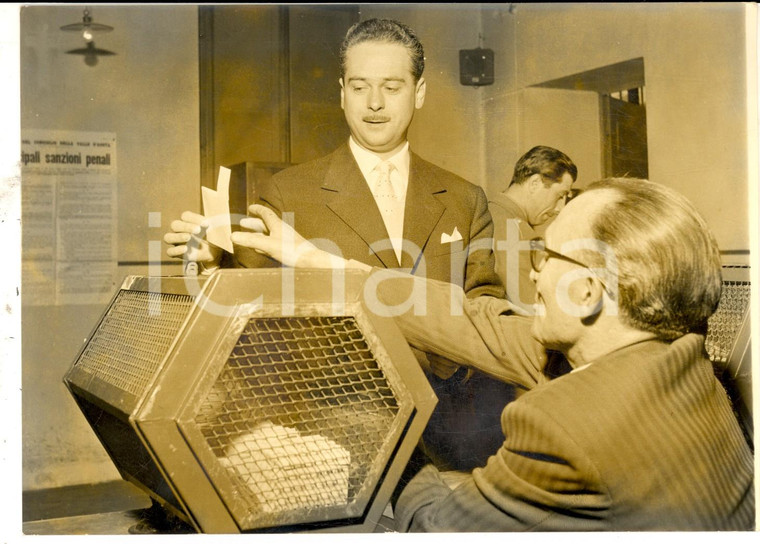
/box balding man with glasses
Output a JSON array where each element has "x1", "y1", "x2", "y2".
[
  {"x1": 234, "y1": 177, "x2": 754, "y2": 531},
  {"x1": 386, "y1": 177, "x2": 755, "y2": 531}
]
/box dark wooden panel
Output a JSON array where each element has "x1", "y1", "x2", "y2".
[
  {"x1": 288, "y1": 5, "x2": 358, "y2": 164},
  {"x1": 602, "y1": 95, "x2": 648, "y2": 179},
  {"x1": 199, "y1": 6, "x2": 289, "y2": 189},
  {"x1": 199, "y1": 5, "x2": 359, "y2": 189},
  {"x1": 228, "y1": 161, "x2": 291, "y2": 219}
]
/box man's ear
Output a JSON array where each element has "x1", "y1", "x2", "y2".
[
  {"x1": 578, "y1": 276, "x2": 605, "y2": 319},
  {"x1": 339, "y1": 77, "x2": 345, "y2": 110},
  {"x1": 415, "y1": 77, "x2": 426, "y2": 109},
  {"x1": 527, "y1": 173, "x2": 543, "y2": 194}
]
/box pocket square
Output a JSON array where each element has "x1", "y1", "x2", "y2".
[{"x1": 441, "y1": 226, "x2": 463, "y2": 244}]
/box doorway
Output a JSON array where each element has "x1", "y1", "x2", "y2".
[{"x1": 532, "y1": 57, "x2": 648, "y2": 179}]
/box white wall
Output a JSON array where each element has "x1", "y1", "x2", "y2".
[
  {"x1": 517, "y1": 87, "x2": 603, "y2": 190},
  {"x1": 21, "y1": 5, "x2": 199, "y2": 489},
  {"x1": 484, "y1": 2, "x2": 751, "y2": 252},
  {"x1": 21, "y1": 5, "x2": 201, "y2": 262}
]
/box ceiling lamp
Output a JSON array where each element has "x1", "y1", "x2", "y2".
[
  {"x1": 61, "y1": 8, "x2": 116, "y2": 66},
  {"x1": 65, "y1": 42, "x2": 117, "y2": 67}
]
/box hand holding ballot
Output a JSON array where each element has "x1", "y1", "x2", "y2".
[
  {"x1": 231, "y1": 205, "x2": 368, "y2": 271},
  {"x1": 164, "y1": 210, "x2": 223, "y2": 267},
  {"x1": 164, "y1": 197, "x2": 368, "y2": 272},
  {"x1": 164, "y1": 167, "x2": 234, "y2": 271}
]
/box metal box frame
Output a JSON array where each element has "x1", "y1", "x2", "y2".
[
  {"x1": 64, "y1": 269, "x2": 437, "y2": 533},
  {"x1": 705, "y1": 264, "x2": 753, "y2": 444}
]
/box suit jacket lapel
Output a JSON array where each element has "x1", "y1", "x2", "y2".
[
  {"x1": 322, "y1": 145, "x2": 400, "y2": 268},
  {"x1": 402, "y1": 153, "x2": 446, "y2": 270}
]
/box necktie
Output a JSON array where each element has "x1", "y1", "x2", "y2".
[{"x1": 372, "y1": 161, "x2": 403, "y2": 262}]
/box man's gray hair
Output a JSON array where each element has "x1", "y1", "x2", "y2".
[{"x1": 585, "y1": 178, "x2": 722, "y2": 340}]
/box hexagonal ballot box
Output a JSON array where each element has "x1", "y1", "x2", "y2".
[{"x1": 63, "y1": 268, "x2": 436, "y2": 533}]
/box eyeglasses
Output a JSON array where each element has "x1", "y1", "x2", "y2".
[
  {"x1": 529, "y1": 237, "x2": 613, "y2": 295},
  {"x1": 529, "y1": 237, "x2": 594, "y2": 273}
]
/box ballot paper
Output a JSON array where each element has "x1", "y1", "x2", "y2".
[
  {"x1": 219, "y1": 420, "x2": 351, "y2": 513},
  {"x1": 201, "y1": 166, "x2": 234, "y2": 253}
]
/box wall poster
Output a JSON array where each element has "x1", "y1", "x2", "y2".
[{"x1": 21, "y1": 129, "x2": 117, "y2": 306}]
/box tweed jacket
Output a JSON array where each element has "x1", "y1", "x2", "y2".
[
  {"x1": 488, "y1": 193, "x2": 538, "y2": 314},
  {"x1": 373, "y1": 277, "x2": 755, "y2": 531},
  {"x1": 237, "y1": 143, "x2": 504, "y2": 299}
]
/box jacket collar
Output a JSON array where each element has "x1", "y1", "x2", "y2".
[
  {"x1": 489, "y1": 192, "x2": 530, "y2": 225},
  {"x1": 321, "y1": 144, "x2": 445, "y2": 269}
]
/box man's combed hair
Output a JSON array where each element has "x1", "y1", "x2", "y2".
[
  {"x1": 510, "y1": 146, "x2": 578, "y2": 187},
  {"x1": 340, "y1": 18, "x2": 425, "y2": 81},
  {"x1": 586, "y1": 178, "x2": 722, "y2": 340}
]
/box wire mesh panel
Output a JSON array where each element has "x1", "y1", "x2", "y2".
[
  {"x1": 703, "y1": 266, "x2": 753, "y2": 445},
  {"x1": 74, "y1": 289, "x2": 195, "y2": 397},
  {"x1": 194, "y1": 315, "x2": 403, "y2": 530},
  {"x1": 63, "y1": 277, "x2": 207, "y2": 519},
  {"x1": 705, "y1": 279, "x2": 751, "y2": 365}
]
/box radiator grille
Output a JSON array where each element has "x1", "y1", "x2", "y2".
[
  {"x1": 195, "y1": 316, "x2": 400, "y2": 529},
  {"x1": 705, "y1": 280, "x2": 751, "y2": 365},
  {"x1": 75, "y1": 290, "x2": 194, "y2": 396}
]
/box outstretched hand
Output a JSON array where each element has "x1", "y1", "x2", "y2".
[
  {"x1": 231, "y1": 204, "x2": 349, "y2": 269},
  {"x1": 164, "y1": 211, "x2": 223, "y2": 265}
]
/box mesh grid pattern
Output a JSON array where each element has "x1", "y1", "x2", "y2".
[
  {"x1": 195, "y1": 316, "x2": 400, "y2": 526},
  {"x1": 75, "y1": 290, "x2": 194, "y2": 396},
  {"x1": 705, "y1": 280, "x2": 750, "y2": 364}
]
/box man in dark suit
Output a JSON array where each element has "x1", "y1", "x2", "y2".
[
  {"x1": 166, "y1": 19, "x2": 508, "y2": 471},
  {"x1": 247, "y1": 145, "x2": 500, "y2": 298},
  {"x1": 236, "y1": 178, "x2": 755, "y2": 531}
]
